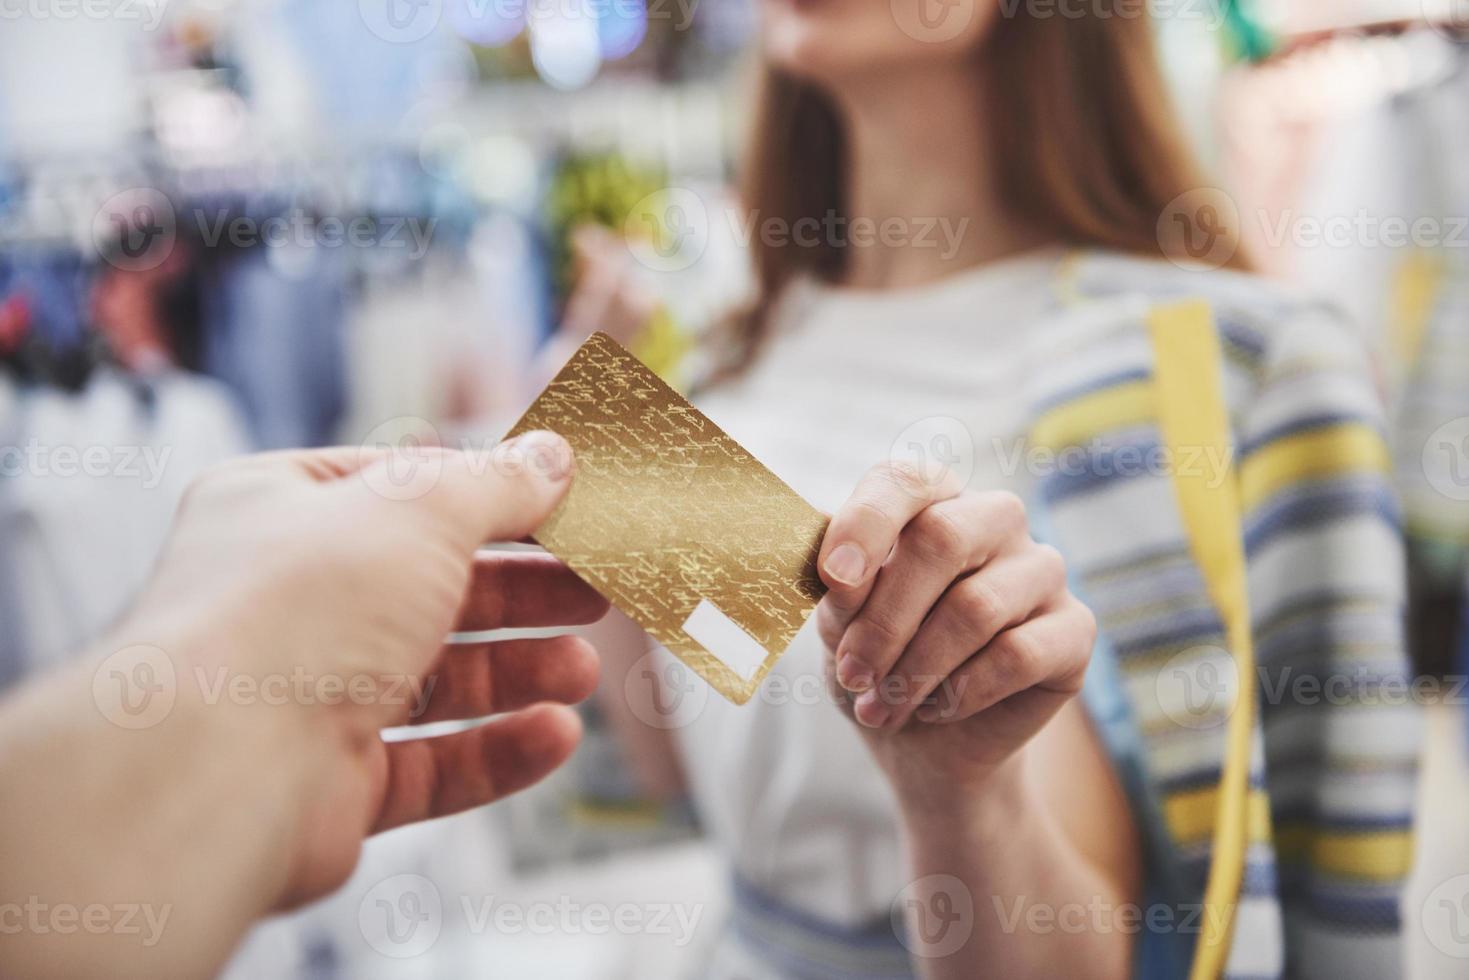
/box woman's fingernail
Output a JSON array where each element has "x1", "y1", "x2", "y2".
[
  {"x1": 916, "y1": 705, "x2": 942, "y2": 724},
  {"x1": 824, "y1": 544, "x2": 867, "y2": 586},
  {"x1": 855, "y1": 690, "x2": 891, "y2": 729},
  {"x1": 837, "y1": 655, "x2": 874, "y2": 693}
]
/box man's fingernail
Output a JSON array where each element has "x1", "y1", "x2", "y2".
[
  {"x1": 855, "y1": 690, "x2": 891, "y2": 729},
  {"x1": 508, "y1": 431, "x2": 573, "y2": 482},
  {"x1": 824, "y1": 544, "x2": 867, "y2": 586},
  {"x1": 838, "y1": 655, "x2": 874, "y2": 693}
]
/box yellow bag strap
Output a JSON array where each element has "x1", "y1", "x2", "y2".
[{"x1": 1146, "y1": 301, "x2": 1257, "y2": 980}]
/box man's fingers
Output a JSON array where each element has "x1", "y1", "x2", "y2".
[
  {"x1": 816, "y1": 462, "x2": 964, "y2": 625},
  {"x1": 417, "y1": 432, "x2": 576, "y2": 546},
  {"x1": 455, "y1": 553, "x2": 608, "y2": 632},
  {"x1": 373, "y1": 704, "x2": 583, "y2": 833},
  {"x1": 410, "y1": 636, "x2": 600, "y2": 725}
]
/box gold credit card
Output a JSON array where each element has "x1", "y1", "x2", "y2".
[{"x1": 507, "y1": 332, "x2": 829, "y2": 704}]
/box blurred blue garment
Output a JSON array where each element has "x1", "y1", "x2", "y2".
[
  {"x1": 0, "y1": 250, "x2": 90, "y2": 353},
  {"x1": 0, "y1": 385, "x2": 27, "y2": 693},
  {"x1": 201, "y1": 245, "x2": 347, "y2": 450}
]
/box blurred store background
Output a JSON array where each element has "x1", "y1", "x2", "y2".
[{"x1": 1, "y1": 0, "x2": 1468, "y2": 977}]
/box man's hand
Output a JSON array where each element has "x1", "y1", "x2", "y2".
[
  {"x1": 130, "y1": 432, "x2": 609, "y2": 907},
  {"x1": 0, "y1": 433, "x2": 609, "y2": 979}
]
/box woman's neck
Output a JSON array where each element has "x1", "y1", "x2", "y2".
[{"x1": 828, "y1": 65, "x2": 1050, "y2": 291}]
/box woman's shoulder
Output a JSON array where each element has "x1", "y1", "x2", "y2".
[{"x1": 1054, "y1": 249, "x2": 1380, "y2": 419}]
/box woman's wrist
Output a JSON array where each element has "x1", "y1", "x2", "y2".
[{"x1": 894, "y1": 747, "x2": 1036, "y2": 843}]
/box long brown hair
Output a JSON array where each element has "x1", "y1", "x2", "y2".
[{"x1": 722, "y1": 5, "x2": 1245, "y2": 369}]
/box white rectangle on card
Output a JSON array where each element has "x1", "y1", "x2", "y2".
[{"x1": 681, "y1": 599, "x2": 773, "y2": 684}]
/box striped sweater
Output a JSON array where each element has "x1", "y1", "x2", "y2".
[{"x1": 1034, "y1": 253, "x2": 1421, "y2": 979}]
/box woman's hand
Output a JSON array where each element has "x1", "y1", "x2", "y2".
[
  {"x1": 528, "y1": 224, "x2": 660, "y2": 396},
  {"x1": 816, "y1": 462, "x2": 1097, "y2": 799}
]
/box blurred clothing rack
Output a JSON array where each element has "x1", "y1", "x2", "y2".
[{"x1": 1225, "y1": 0, "x2": 1469, "y2": 63}]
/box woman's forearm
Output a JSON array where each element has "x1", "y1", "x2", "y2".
[{"x1": 897, "y1": 751, "x2": 1135, "y2": 980}]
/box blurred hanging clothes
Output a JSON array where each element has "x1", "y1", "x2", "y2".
[
  {"x1": 1384, "y1": 54, "x2": 1469, "y2": 677},
  {"x1": 201, "y1": 242, "x2": 348, "y2": 450},
  {"x1": 3, "y1": 366, "x2": 250, "y2": 673},
  {"x1": 1221, "y1": 31, "x2": 1469, "y2": 675}
]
